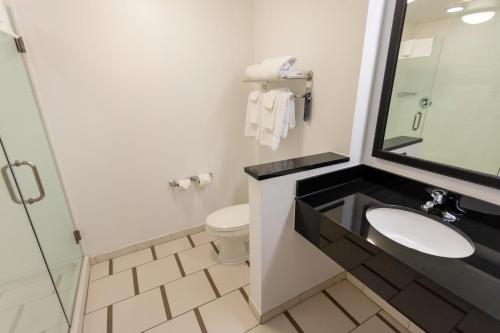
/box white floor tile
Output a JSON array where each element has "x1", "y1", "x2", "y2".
[
  {"x1": 137, "y1": 255, "x2": 181, "y2": 293},
  {"x1": 190, "y1": 231, "x2": 217, "y2": 246},
  {"x1": 199, "y1": 290, "x2": 258, "y2": 333},
  {"x1": 208, "y1": 263, "x2": 249, "y2": 295},
  {"x1": 113, "y1": 288, "x2": 167, "y2": 333},
  {"x1": 248, "y1": 313, "x2": 296, "y2": 333},
  {"x1": 86, "y1": 270, "x2": 134, "y2": 313},
  {"x1": 288, "y1": 293, "x2": 356, "y2": 333},
  {"x1": 113, "y1": 248, "x2": 153, "y2": 273},
  {"x1": 165, "y1": 271, "x2": 216, "y2": 317},
  {"x1": 155, "y1": 237, "x2": 192, "y2": 258},
  {"x1": 146, "y1": 310, "x2": 201, "y2": 333},
  {"x1": 178, "y1": 243, "x2": 219, "y2": 275},
  {"x1": 351, "y1": 316, "x2": 395, "y2": 333},
  {"x1": 90, "y1": 261, "x2": 109, "y2": 281},
  {"x1": 326, "y1": 280, "x2": 380, "y2": 323},
  {"x1": 83, "y1": 307, "x2": 107, "y2": 333}
]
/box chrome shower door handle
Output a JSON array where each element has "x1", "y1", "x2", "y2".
[
  {"x1": 1, "y1": 165, "x2": 23, "y2": 204},
  {"x1": 13, "y1": 160, "x2": 46, "y2": 204}
]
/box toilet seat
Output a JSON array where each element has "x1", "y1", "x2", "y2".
[{"x1": 206, "y1": 204, "x2": 249, "y2": 232}]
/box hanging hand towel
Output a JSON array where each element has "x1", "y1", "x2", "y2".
[
  {"x1": 245, "y1": 90, "x2": 263, "y2": 137},
  {"x1": 259, "y1": 89, "x2": 294, "y2": 151}
]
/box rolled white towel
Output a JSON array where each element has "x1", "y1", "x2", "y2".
[
  {"x1": 245, "y1": 64, "x2": 265, "y2": 80},
  {"x1": 261, "y1": 56, "x2": 297, "y2": 77}
]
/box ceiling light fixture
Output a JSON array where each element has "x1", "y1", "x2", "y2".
[
  {"x1": 446, "y1": 6, "x2": 465, "y2": 13},
  {"x1": 462, "y1": 11, "x2": 496, "y2": 24}
]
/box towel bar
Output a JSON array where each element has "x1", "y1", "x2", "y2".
[{"x1": 243, "y1": 71, "x2": 313, "y2": 121}]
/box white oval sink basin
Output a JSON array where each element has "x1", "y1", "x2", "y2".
[{"x1": 366, "y1": 207, "x2": 474, "y2": 258}]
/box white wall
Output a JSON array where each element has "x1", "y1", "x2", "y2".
[
  {"x1": 358, "y1": 0, "x2": 500, "y2": 205},
  {"x1": 10, "y1": 0, "x2": 368, "y2": 256},
  {"x1": 11, "y1": 0, "x2": 254, "y2": 256},
  {"x1": 252, "y1": 0, "x2": 368, "y2": 162}
]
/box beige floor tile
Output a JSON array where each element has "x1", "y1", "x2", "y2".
[
  {"x1": 190, "y1": 231, "x2": 217, "y2": 246},
  {"x1": 288, "y1": 293, "x2": 356, "y2": 333},
  {"x1": 113, "y1": 248, "x2": 153, "y2": 273},
  {"x1": 379, "y1": 311, "x2": 411, "y2": 333},
  {"x1": 178, "y1": 243, "x2": 219, "y2": 275},
  {"x1": 248, "y1": 313, "x2": 296, "y2": 333},
  {"x1": 90, "y1": 261, "x2": 109, "y2": 281},
  {"x1": 326, "y1": 280, "x2": 380, "y2": 323},
  {"x1": 86, "y1": 270, "x2": 134, "y2": 313},
  {"x1": 83, "y1": 307, "x2": 107, "y2": 333},
  {"x1": 146, "y1": 310, "x2": 201, "y2": 333},
  {"x1": 208, "y1": 263, "x2": 249, "y2": 295},
  {"x1": 199, "y1": 290, "x2": 258, "y2": 333},
  {"x1": 137, "y1": 255, "x2": 181, "y2": 293},
  {"x1": 165, "y1": 270, "x2": 216, "y2": 317},
  {"x1": 155, "y1": 237, "x2": 192, "y2": 258},
  {"x1": 351, "y1": 316, "x2": 395, "y2": 333},
  {"x1": 113, "y1": 288, "x2": 167, "y2": 333}
]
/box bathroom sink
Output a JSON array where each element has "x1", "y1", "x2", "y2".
[{"x1": 366, "y1": 207, "x2": 475, "y2": 258}]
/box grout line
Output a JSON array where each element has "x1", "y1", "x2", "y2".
[
  {"x1": 9, "y1": 304, "x2": 24, "y2": 333},
  {"x1": 204, "y1": 269, "x2": 221, "y2": 298},
  {"x1": 132, "y1": 267, "x2": 139, "y2": 295},
  {"x1": 159, "y1": 285, "x2": 172, "y2": 320},
  {"x1": 194, "y1": 308, "x2": 208, "y2": 333},
  {"x1": 187, "y1": 235, "x2": 195, "y2": 248},
  {"x1": 210, "y1": 241, "x2": 219, "y2": 254},
  {"x1": 360, "y1": 263, "x2": 401, "y2": 292},
  {"x1": 376, "y1": 312, "x2": 402, "y2": 333},
  {"x1": 239, "y1": 287, "x2": 249, "y2": 303},
  {"x1": 151, "y1": 247, "x2": 157, "y2": 260},
  {"x1": 322, "y1": 290, "x2": 360, "y2": 326},
  {"x1": 284, "y1": 311, "x2": 304, "y2": 333},
  {"x1": 109, "y1": 259, "x2": 113, "y2": 275},
  {"x1": 107, "y1": 305, "x2": 113, "y2": 333},
  {"x1": 174, "y1": 253, "x2": 186, "y2": 277}
]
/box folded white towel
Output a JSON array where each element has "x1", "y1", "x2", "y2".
[
  {"x1": 261, "y1": 56, "x2": 297, "y2": 77},
  {"x1": 245, "y1": 64, "x2": 265, "y2": 80},
  {"x1": 245, "y1": 90, "x2": 263, "y2": 137},
  {"x1": 259, "y1": 89, "x2": 295, "y2": 151}
]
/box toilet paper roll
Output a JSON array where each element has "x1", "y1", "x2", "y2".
[
  {"x1": 196, "y1": 173, "x2": 213, "y2": 187},
  {"x1": 177, "y1": 178, "x2": 191, "y2": 190}
]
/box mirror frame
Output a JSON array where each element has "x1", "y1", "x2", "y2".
[{"x1": 372, "y1": 0, "x2": 500, "y2": 190}]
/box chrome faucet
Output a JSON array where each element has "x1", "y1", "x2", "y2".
[{"x1": 422, "y1": 189, "x2": 462, "y2": 223}]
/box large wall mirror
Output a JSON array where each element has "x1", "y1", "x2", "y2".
[{"x1": 373, "y1": 0, "x2": 500, "y2": 189}]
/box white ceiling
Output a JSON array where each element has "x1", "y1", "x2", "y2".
[{"x1": 406, "y1": 0, "x2": 500, "y2": 23}]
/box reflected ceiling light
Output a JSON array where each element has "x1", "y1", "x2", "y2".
[
  {"x1": 407, "y1": 0, "x2": 416, "y2": 4},
  {"x1": 462, "y1": 11, "x2": 496, "y2": 24},
  {"x1": 446, "y1": 6, "x2": 464, "y2": 13}
]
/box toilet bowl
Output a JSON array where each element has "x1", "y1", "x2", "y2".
[{"x1": 206, "y1": 204, "x2": 249, "y2": 264}]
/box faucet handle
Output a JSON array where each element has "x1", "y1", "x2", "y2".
[{"x1": 430, "y1": 189, "x2": 447, "y2": 205}]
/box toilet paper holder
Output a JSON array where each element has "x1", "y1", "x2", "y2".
[{"x1": 169, "y1": 172, "x2": 213, "y2": 187}]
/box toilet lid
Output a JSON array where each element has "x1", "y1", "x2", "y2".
[{"x1": 206, "y1": 204, "x2": 249, "y2": 232}]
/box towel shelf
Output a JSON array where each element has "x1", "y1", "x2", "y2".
[{"x1": 243, "y1": 71, "x2": 313, "y2": 121}]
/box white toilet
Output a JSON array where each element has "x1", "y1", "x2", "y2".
[{"x1": 206, "y1": 204, "x2": 249, "y2": 264}]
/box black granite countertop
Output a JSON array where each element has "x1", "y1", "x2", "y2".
[
  {"x1": 295, "y1": 165, "x2": 500, "y2": 333},
  {"x1": 244, "y1": 152, "x2": 349, "y2": 181},
  {"x1": 383, "y1": 136, "x2": 423, "y2": 151}
]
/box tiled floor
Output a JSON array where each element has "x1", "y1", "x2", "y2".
[{"x1": 84, "y1": 231, "x2": 409, "y2": 333}]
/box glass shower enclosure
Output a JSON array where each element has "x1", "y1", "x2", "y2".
[{"x1": 0, "y1": 31, "x2": 83, "y2": 332}]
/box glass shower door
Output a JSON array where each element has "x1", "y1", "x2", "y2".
[
  {"x1": 0, "y1": 32, "x2": 82, "y2": 324},
  {"x1": 0, "y1": 140, "x2": 69, "y2": 333}
]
